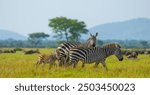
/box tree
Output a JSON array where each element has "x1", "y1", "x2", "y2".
[
  {"x1": 48, "y1": 17, "x2": 88, "y2": 42},
  {"x1": 68, "y1": 19, "x2": 88, "y2": 42},
  {"x1": 140, "y1": 41, "x2": 148, "y2": 48},
  {"x1": 28, "y1": 32, "x2": 49, "y2": 47},
  {"x1": 97, "y1": 39, "x2": 104, "y2": 46}
]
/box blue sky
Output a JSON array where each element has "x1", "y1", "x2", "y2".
[{"x1": 0, "y1": 0, "x2": 150, "y2": 36}]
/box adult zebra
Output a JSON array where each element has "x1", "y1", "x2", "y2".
[
  {"x1": 56, "y1": 32, "x2": 98, "y2": 66},
  {"x1": 68, "y1": 43, "x2": 123, "y2": 70}
]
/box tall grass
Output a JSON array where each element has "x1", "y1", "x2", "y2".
[{"x1": 0, "y1": 48, "x2": 150, "y2": 78}]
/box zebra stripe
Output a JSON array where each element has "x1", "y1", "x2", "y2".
[
  {"x1": 57, "y1": 42, "x2": 76, "y2": 59},
  {"x1": 56, "y1": 33, "x2": 98, "y2": 66},
  {"x1": 68, "y1": 43, "x2": 123, "y2": 69},
  {"x1": 36, "y1": 53, "x2": 57, "y2": 69}
]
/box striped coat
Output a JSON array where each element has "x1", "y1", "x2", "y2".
[
  {"x1": 68, "y1": 43, "x2": 123, "y2": 69},
  {"x1": 36, "y1": 53, "x2": 57, "y2": 69},
  {"x1": 56, "y1": 32, "x2": 98, "y2": 66}
]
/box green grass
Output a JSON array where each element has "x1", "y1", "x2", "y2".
[{"x1": 0, "y1": 48, "x2": 150, "y2": 78}]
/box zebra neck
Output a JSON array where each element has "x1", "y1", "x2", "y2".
[
  {"x1": 104, "y1": 48, "x2": 115, "y2": 57},
  {"x1": 77, "y1": 43, "x2": 87, "y2": 48},
  {"x1": 85, "y1": 40, "x2": 92, "y2": 47},
  {"x1": 84, "y1": 41, "x2": 89, "y2": 47}
]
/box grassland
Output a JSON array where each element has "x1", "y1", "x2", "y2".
[{"x1": 0, "y1": 48, "x2": 150, "y2": 78}]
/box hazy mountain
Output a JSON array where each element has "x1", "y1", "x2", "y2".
[
  {"x1": 84, "y1": 18, "x2": 150, "y2": 40},
  {"x1": 0, "y1": 29, "x2": 27, "y2": 40}
]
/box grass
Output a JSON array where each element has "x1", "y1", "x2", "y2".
[{"x1": 0, "y1": 48, "x2": 150, "y2": 78}]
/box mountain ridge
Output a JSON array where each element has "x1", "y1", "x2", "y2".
[
  {"x1": 0, "y1": 18, "x2": 150, "y2": 41},
  {"x1": 84, "y1": 18, "x2": 150, "y2": 41},
  {"x1": 0, "y1": 29, "x2": 27, "y2": 40}
]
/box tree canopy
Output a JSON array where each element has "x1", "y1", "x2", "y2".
[
  {"x1": 28, "y1": 32, "x2": 49, "y2": 47},
  {"x1": 48, "y1": 17, "x2": 88, "y2": 42},
  {"x1": 28, "y1": 32, "x2": 49, "y2": 39}
]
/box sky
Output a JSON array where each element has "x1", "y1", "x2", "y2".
[{"x1": 0, "y1": 0, "x2": 150, "y2": 36}]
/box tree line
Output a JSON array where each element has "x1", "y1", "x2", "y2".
[{"x1": 0, "y1": 39, "x2": 150, "y2": 48}]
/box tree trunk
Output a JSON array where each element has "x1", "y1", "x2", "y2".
[{"x1": 65, "y1": 31, "x2": 68, "y2": 41}]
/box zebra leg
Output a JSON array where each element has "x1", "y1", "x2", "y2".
[
  {"x1": 101, "y1": 61, "x2": 108, "y2": 70},
  {"x1": 49, "y1": 59, "x2": 52, "y2": 69},
  {"x1": 58, "y1": 59, "x2": 62, "y2": 66},
  {"x1": 61, "y1": 57, "x2": 65, "y2": 66},
  {"x1": 36, "y1": 61, "x2": 38, "y2": 69},
  {"x1": 52, "y1": 59, "x2": 57, "y2": 68},
  {"x1": 58, "y1": 58, "x2": 64, "y2": 67},
  {"x1": 36, "y1": 60, "x2": 40, "y2": 69},
  {"x1": 94, "y1": 60, "x2": 100, "y2": 68},
  {"x1": 64, "y1": 54, "x2": 70, "y2": 66},
  {"x1": 81, "y1": 62, "x2": 85, "y2": 68},
  {"x1": 73, "y1": 61, "x2": 77, "y2": 68},
  {"x1": 49, "y1": 63, "x2": 52, "y2": 69},
  {"x1": 73, "y1": 59, "x2": 79, "y2": 68},
  {"x1": 54, "y1": 62, "x2": 57, "y2": 68},
  {"x1": 42, "y1": 62, "x2": 46, "y2": 70},
  {"x1": 73, "y1": 63, "x2": 76, "y2": 68}
]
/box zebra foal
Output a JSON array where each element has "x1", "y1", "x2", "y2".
[
  {"x1": 36, "y1": 53, "x2": 57, "y2": 69},
  {"x1": 68, "y1": 43, "x2": 123, "y2": 70}
]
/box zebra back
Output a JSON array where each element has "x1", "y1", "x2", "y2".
[
  {"x1": 69, "y1": 43, "x2": 123, "y2": 65},
  {"x1": 56, "y1": 41, "x2": 76, "y2": 60},
  {"x1": 102, "y1": 43, "x2": 121, "y2": 48},
  {"x1": 56, "y1": 32, "x2": 98, "y2": 59}
]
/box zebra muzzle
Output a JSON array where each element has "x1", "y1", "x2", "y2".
[{"x1": 119, "y1": 57, "x2": 123, "y2": 61}]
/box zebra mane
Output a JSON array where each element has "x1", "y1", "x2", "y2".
[
  {"x1": 86, "y1": 37, "x2": 94, "y2": 43},
  {"x1": 87, "y1": 37, "x2": 92, "y2": 41},
  {"x1": 71, "y1": 46, "x2": 90, "y2": 49},
  {"x1": 102, "y1": 43, "x2": 121, "y2": 48}
]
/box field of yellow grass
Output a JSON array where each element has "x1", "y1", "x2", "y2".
[{"x1": 0, "y1": 48, "x2": 150, "y2": 78}]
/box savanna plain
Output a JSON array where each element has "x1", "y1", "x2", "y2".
[{"x1": 0, "y1": 48, "x2": 150, "y2": 78}]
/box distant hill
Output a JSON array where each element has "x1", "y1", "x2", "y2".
[
  {"x1": 0, "y1": 29, "x2": 27, "y2": 40},
  {"x1": 83, "y1": 18, "x2": 150, "y2": 41}
]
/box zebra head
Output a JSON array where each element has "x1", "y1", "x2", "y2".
[
  {"x1": 87, "y1": 32, "x2": 98, "y2": 48},
  {"x1": 114, "y1": 44, "x2": 123, "y2": 61},
  {"x1": 55, "y1": 49, "x2": 62, "y2": 60}
]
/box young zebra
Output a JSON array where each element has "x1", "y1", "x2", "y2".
[
  {"x1": 56, "y1": 32, "x2": 98, "y2": 66},
  {"x1": 68, "y1": 43, "x2": 123, "y2": 70},
  {"x1": 36, "y1": 53, "x2": 57, "y2": 69}
]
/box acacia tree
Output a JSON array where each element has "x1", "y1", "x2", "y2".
[
  {"x1": 68, "y1": 19, "x2": 88, "y2": 42},
  {"x1": 48, "y1": 17, "x2": 88, "y2": 42},
  {"x1": 28, "y1": 32, "x2": 49, "y2": 47}
]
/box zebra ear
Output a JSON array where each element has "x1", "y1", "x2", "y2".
[
  {"x1": 90, "y1": 33, "x2": 92, "y2": 37},
  {"x1": 90, "y1": 33, "x2": 92, "y2": 36},
  {"x1": 95, "y1": 32, "x2": 98, "y2": 37},
  {"x1": 116, "y1": 44, "x2": 121, "y2": 48}
]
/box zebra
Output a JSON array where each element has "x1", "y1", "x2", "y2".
[
  {"x1": 56, "y1": 32, "x2": 98, "y2": 66},
  {"x1": 36, "y1": 53, "x2": 57, "y2": 69},
  {"x1": 68, "y1": 43, "x2": 123, "y2": 70}
]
